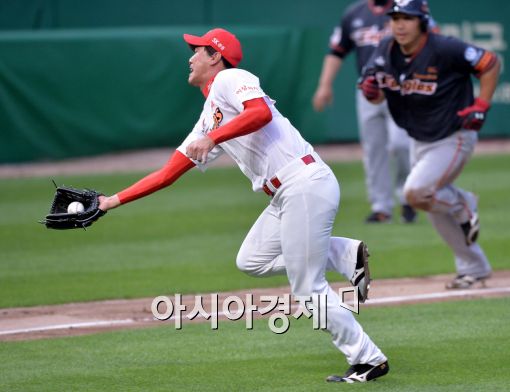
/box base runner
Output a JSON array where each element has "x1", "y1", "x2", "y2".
[{"x1": 360, "y1": 0, "x2": 500, "y2": 288}]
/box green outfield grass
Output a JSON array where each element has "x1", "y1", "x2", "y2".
[
  {"x1": 0, "y1": 154, "x2": 508, "y2": 307},
  {"x1": 1, "y1": 298, "x2": 508, "y2": 391}
]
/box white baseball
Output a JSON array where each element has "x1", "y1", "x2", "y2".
[{"x1": 67, "y1": 201, "x2": 85, "y2": 214}]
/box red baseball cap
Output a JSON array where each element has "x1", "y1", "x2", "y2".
[{"x1": 183, "y1": 28, "x2": 243, "y2": 67}]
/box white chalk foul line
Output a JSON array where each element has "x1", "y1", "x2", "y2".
[
  {"x1": 0, "y1": 319, "x2": 142, "y2": 336},
  {"x1": 1, "y1": 286, "x2": 509, "y2": 337},
  {"x1": 365, "y1": 286, "x2": 510, "y2": 305}
]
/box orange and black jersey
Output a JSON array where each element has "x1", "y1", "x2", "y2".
[
  {"x1": 329, "y1": 0, "x2": 393, "y2": 75},
  {"x1": 365, "y1": 33, "x2": 498, "y2": 142}
]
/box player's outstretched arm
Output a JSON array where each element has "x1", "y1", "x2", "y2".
[{"x1": 98, "y1": 151, "x2": 196, "y2": 211}]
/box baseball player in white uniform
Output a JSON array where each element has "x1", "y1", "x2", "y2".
[{"x1": 99, "y1": 28, "x2": 389, "y2": 383}]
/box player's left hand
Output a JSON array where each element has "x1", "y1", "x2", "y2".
[
  {"x1": 186, "y1": 136, "x2": 215, "y2": 164},
  {"x1": 457, "y1": 97, "x2": 491, "y2": 131}
]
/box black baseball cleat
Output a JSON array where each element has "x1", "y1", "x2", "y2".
[
  {"x1": 460, "y1": 211, "x2": 480, "y2": 246},
  {"x1": 401, "y1": 204, "x2": 417, "y2": 223},
  {"x1": 365, "y1": 211, "x2": 392, "y2": 223},
  {"x1": 350, "y1": 242, "x2": 370, "y2": 303},
  {"x1": 326, "y1": 361, "x2": 389, "y2": 383}
]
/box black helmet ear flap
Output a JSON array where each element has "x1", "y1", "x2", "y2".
[{"x1": 420, "y1": 15, "x2": 429, "y2": 32}]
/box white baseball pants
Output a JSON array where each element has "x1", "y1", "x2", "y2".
[{"x1": 237, "y1": 153, "x2": 386, "y2": 366}]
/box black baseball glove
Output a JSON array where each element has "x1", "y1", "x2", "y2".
[{"x1": 41, "y1": 185, "x2": 106, "y2": 230}]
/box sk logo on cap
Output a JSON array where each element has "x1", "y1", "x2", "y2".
[{"x1": 212, "y1": 38, "x2": 225, "y2": 51}]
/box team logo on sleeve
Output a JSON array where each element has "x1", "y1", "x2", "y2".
[
  {"x1": 464, "y1": 47, "x2": 483, "y2": 66},
  {"x1": 212, "y1": 107, "x2": 223, "y2": 130}
]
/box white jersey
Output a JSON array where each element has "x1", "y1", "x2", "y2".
[{"x1": 177, "y1": 68, "x2": 313, "y2": 192}]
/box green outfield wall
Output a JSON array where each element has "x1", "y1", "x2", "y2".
[{"x1": 0, "y1": 1, "x2": 508, "y2": 163}]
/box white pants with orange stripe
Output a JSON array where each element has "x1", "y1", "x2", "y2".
[
  {"x1": 236, "y1": 157, "x2": 386, "y2": 366},
  {"x1": 403, "y1": 130, "x2": 491, "y2": 278}
]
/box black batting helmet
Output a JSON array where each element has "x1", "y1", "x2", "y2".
[{"x1": 387, "y1": 0, "x2": 431, "y2": 31}]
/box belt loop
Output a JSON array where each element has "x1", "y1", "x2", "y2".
[
  {"x1": 263, "y1": 184, "x2": 274, "y2": 197},
  {"x1": 301, "y1": 154, "x2": 315, "y2": 165}
]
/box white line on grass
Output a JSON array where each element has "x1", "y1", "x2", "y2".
[
  {"x1": 0, "y1": 319, "x2": 140, "y2": 336},
  {"x1": 365, "y1": 286, "x2": 510, "y2": 305}
]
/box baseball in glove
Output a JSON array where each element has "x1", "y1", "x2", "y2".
[{"x1": 41, "y1": 183, "x2": 106, "y2": 230}]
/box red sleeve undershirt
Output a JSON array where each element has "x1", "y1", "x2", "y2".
[
  {"x1": 117, "y1": 150, "x2": 195, "y2": 204},
  {"x1": 117, "y1": 97, "x2": 272, "y2": 205}
]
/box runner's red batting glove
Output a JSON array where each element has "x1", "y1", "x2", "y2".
[
  {"x1": 457, "y1": 97, "x2": 491, "y2": 131},
  {"x1": 359, "y1": 76, "x2": 381, "y2": 101}
]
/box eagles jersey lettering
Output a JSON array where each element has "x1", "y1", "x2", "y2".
[{"x1": 366, "y1": 34, "x2": 498, "y2": 142}]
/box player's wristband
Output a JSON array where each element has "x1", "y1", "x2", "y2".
[{"x1": 473, "y1": 97, "x2": 491, "y2": 112}]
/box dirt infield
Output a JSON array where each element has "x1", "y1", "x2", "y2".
[{"x1": 1, "y1": 271, "x2": 509, "y2": 342}]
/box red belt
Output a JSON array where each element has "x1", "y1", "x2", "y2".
[{"x1": 262, "y1": 154, "x2": 316, "y2": 197}]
